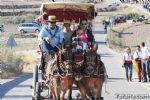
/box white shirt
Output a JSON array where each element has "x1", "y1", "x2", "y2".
[
  {"x1": 133, "y1": 50, "x2": 142, "y2": 59},
  {"x1": 141, "y1": 47, "x2": 150, "y2": 59},
  {"x1": 124, "y1": 52, "x2": 132, "y2": 61}
]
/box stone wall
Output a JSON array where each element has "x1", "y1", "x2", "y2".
[
  {"x1": 0, "y1": 4, "x2": 40, "y2": 16},
  {"x1": 0, "y1": 11, "x2": 40, "y2": 16},
  {"x1": 0, "y1": 4, "x2": 40, "y2": 9}
]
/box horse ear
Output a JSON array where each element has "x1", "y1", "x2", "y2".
[{"x1": 92, "y1": 42, "x2": 98, "y2": 52}]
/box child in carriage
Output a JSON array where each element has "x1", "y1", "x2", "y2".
[{"x1": 72, "y1": 25, "x2": 89, "y2": 52}]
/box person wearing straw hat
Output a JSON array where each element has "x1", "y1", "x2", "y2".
[
  {"x1": 38, "y1": 15, "x2": 64, "y2": 73},
  {"x1": 38, "y1": 15, "x2": 64, "y2": 53}
]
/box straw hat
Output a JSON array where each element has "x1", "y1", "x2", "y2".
[{"x1": 47, "y1": 15, "x2": 58, "y2": 22}]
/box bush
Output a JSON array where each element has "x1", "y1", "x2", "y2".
[
  {"x1": 0, "y1": 14, "x2": 36, "y2": 24},
  {"x1": 106, "y1": 30, "x2": 123, "y2": 51},
  {"x1": 125, "y1": 13, "x2": 139, "y2": 20},
  {"x1": 0, "y1": 49, "x2": 24, "y2": 78}
]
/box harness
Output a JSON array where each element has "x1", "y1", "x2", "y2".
[{"x1": 45, "y1": 25, "x2": 59, "y2": 39}]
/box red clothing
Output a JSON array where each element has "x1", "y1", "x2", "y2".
[
  {"x1": 76, "y1": 32, "x2": 88, "y2": 43},
  {"x1": 136, "y1": 60, "x2": 142, "y2": 81}
]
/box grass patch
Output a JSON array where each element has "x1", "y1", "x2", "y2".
[
  {"x1": 106, "y1": 29, "x2": 124, "y2": 52},
  {"x1": 0, "y1": 49, "x2": 25, "y2": 78},
  {"x1": 105, "y1": 23, "x2": 133, "y2": 52},
  {"x1": 20, "y1": 50, "x2": 39, "y2": 72},
  {"x1": 0, "y1": 34, "x2": 38, "y2": 51},
  {"x1": 0, "y1": 14, "x2": 37, "y2": 24}
]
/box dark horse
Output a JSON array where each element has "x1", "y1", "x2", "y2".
[
  {"x1": 45, "y1": 47, "x2": 74, "y2": 100},
  {"x1": 69, "y1": 50, "x2": 106, "y2": 100},
  {"x1": 76, "y1": 61, "x2": 105, "y2": 100}
]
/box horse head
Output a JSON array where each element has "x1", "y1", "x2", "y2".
[
  {"x1": 59, "y1": 48, "x2": 74, "y2": 74},
  {"x1": 45, "y1": 51, "x2": 59, "y2": 76}
]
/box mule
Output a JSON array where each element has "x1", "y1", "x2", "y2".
[
  {"x1": 76, "y1": 60, "x2": 105, "y2": 100},
  {"x1": 69, "y1": 50, "x2": 106, "y2": 100},
  {"x1": 45, "y1": 48, "x2": 74, "y2": 100}
]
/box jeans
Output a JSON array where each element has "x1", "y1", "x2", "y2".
[
  {"x1": 124, "y1": 64, "x2": 133, "y2": 81},
  {"x1": 141, "y1": 60, "x2": 150, "y2": 81}
]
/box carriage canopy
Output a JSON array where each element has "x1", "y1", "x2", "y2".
[{"x1": 40, "y1": 2, "x2": 96, "y2": 22}]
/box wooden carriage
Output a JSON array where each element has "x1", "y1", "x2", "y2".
[
  {"x1": 40, "y1": 2, "x2": 96, "y2": 22},
  {"x1": 35, "y1": 2, "x2": 96, "y2": 24},
  {"x1": 32, "y1": 2, "x2": 105, "y2": 100}
]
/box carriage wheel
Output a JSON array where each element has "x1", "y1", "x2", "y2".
[
  {"x1": 32, "y1": 65, "x2": 39, "y2": 100},
  {"x1": 35, "y1": 82, "x2": 41, "y2": 100}
]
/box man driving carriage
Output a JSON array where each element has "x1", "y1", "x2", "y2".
[{"x1": 38, "y1": 15, "x2": 64, "y2": 74}]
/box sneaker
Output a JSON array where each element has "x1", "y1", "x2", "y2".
[
  {"x1": 129, "y1": 78, "x2": 132, "y2": 82},
  {"x1": 139, "y1": 80, "x2": 141, "y2": 82},
  {"x1": 142, "y1": 80, "x2": 147, "y2": 83}
]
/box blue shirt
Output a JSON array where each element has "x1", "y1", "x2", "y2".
[{"x1": 38, "y1": 26, "x2": 64, "y2": 52}]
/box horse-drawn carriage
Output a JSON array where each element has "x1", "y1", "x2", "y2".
[{"x1": 32, "y1": 2, "x2": 106, "y2": 100}]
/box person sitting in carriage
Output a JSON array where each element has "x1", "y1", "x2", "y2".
[
  {"x1": 62, "y1": 20, "x2": 75, "y2": 48},
  {"x1": 38, "y1": 15, "x2": 64, "y2": 74},
  {"x1": 71, "y1": 20, "x2": 95, "y2": 49},
  {"x1": 73, "y1": 25, "x2": 89, "y2": 52}
]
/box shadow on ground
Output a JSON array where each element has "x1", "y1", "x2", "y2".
[
  {"x1": 100, "y1": 53, "x2": 114, "y2": 57},
  {"x1": 0, "y1": 73, "x2": 32, "y2": 98},
  {"x1": 97, "y1": 41, "x2": 106, "y2": 45},
  {"x1": 93, "y1": 31, "x2": 105, "y2": 34},
  {"x1": 107, "y1": 77, "x2": 126, "y2": 82}
]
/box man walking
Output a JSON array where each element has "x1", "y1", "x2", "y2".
[
  {"x1": 141, "y1": 42, "x2": 150, "y2": 82},
  {"x1": 133, "y1": 45, "x2": 142, "y2": 82}
]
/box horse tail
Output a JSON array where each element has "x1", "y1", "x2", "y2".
[{"x1": 102, "y1": 63, "x2": 109, "y2": 94}]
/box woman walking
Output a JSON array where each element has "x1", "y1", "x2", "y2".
[{"x1": 123, "y1": 47, "x2": 133, "y2": 82}]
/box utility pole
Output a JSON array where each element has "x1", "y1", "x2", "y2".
[{"x1": 11, "y1": 0, "x2": 15, "y2": 18}]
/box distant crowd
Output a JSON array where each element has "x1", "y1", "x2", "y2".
[
  {"x1": 120, "y1": 0, "x2": 150, "y2": 12},
  {"x1": 123, "y1": 42, "x2": 150, "y2": 82}
]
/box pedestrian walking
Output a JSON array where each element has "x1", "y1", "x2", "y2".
[
  {"x1": 141, "y1": 42, "x2": 150, "y2": 82},
  {"x1": 123, "y1": 47, "x2": 133, "y2": 82},
  {"x1": 104, "y1": 19, "x2": 110, "y2": 33},
  {"x1": 133, "y1": 45, "x2": 142, "y2": 82}
]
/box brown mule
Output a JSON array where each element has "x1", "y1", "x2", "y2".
[
  {"x1": 69, "y1": 50, "x2": 106, "y2": 100},
  {"x1": 76, "y1": 75, "x2": 105, "y2": 100},
  {"x1": 49, "y1": 75, "x2": 73, "y2": 100},
  {"x1": 46, "y1": 48, "x2": 74, "y2": 100}
]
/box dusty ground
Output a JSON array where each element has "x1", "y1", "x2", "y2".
[{"x1": 121, "y1": 24, "x2": 150, "y2": 47}]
